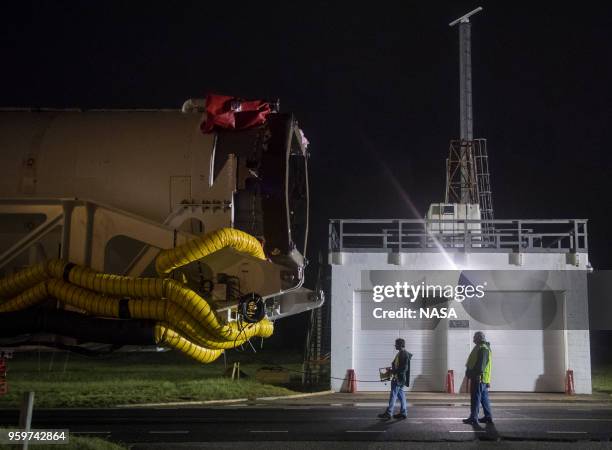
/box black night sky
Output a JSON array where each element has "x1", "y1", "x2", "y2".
[{"x1": 1, "y1": 2, "x2": 611, "y2": 350}]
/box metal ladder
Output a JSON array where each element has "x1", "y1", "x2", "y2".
[{"x1": 473, "y1": 138, "x2": 495, "y2": 240}]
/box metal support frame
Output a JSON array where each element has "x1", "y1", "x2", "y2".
[
  {"x1": 0, "y1": 197, "x2": 320, "y2": 320},
  {"x1": 0, "y1": 213, "x2": 63, "y2": 271},
  {"x1": 0, "y1": 198, "x2": 199, "y2": 273},
  {"x1": 445, "y1": 139, "x2": 479, "y2": 205},
  {"x1": 123, "y1": 201, "x2": 230, "y2": 276},
  {"x1": 450, "y1": 8, "x2": 482, "y2": 203},
  {"x1": 446, "y1": 7, "x2": 495, "y2": 225}
]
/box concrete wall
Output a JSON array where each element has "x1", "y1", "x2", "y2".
[{"x1": 330, "y1": 251, "x2": 592, "y2": 393}]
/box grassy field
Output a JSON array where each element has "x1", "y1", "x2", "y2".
[
  {"x1": 592, "y1": 364, "x2": 612, "y2": 395},
  {"x1": 0, "y1": 349, "x2": 307, "y2": 408}
]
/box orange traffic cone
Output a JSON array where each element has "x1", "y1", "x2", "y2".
[
  {"x1": 346, "y1": 369, "x2": 356, "y2": 393},
  {"x1": 445, "y1": 369, "x2": 455, "y2": 394},
  {"x1": 565, "y1": 369, "x2": 575, "y2": 395}
]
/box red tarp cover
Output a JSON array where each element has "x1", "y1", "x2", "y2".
[{"x1": 200, "y1": 93, "x2": 273, "y2": 133}]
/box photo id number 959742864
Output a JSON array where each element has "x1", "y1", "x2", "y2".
[{"x1": 1, "y1": 429, "x2": 69, "y2": 444}]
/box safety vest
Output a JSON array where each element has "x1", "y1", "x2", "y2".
[{"x1": 466, "y1": 342, "x2": 492, "y2": 384}]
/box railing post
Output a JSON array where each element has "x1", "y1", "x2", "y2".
[
  {"x1": 398, "y1": 220, "x2": 402, "y2": 251},
  {"x1": 517, "y1": 220, "x2": 522, "y2": 251},
  {"x1": 573, "y1": 220, "x2": 579, "y2": 253},
  {"x1": 339, "y1": 220, "x2": 344, "y2": 252}
]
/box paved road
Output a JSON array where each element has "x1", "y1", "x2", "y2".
[{"x1": 1, "y1": 402, "x2": 612, "y2": 446}]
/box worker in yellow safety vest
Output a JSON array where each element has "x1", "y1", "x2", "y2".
[{"x1": 463, "y1": 331, "x2": 493, "y2": 425}]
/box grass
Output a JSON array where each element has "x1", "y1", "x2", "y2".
[
  {"x1": 0, "y1": 349, "x2": 306, "y2": 408},
  {"x1": 592, "y1": 364, "x2": 612, "y2": 395}
]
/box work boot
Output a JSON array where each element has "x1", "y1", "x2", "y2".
[
  {"x1": 393, "y1": 413, "x2": 407, "y2": 419},
  {"x1": 377, "y1": 412, "x2": 391, "y2": 419},
  {"x1": 478, "y1": 417, "x2": 493, "y2": 423},
  {"x1": 462, "y1": 418, "x2": 478, "y2": 425}
]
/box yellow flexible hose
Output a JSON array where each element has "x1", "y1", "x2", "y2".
[
  {"x1": 48, "y1": 279, "x2": 120, "y2": 317},
  {"x1": 129, "y1": 298, "x2": 270, "y2": 349},
  {"x1": 0, "y1": 279, "x2": 274, "y2": 356},
  {"x1": 0, "y1": 281, "x2": 49, "y2": 313},
  {"x1": 46, "y1": 280, "x2": 273, "y2": 348},
  {"x1": 155, "y1": 227, "x2": 266, "y2": 275},
  {"x1": 0, "y1": 228, "x2": 273, "y2": 363},
  {"x1": 62, "y1": 265, "x2": 266, "y2": 341},
  {"x1": 50, "y1": 278, "x2": 226, "y2": 362},
  {"x1": 154, "y1": 324, "x2": 223, "y2": 363},
  {"x1": 0, "y1": 262, "x2": 49, "y2": 299}
]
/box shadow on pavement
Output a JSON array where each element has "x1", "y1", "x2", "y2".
[{"x1": 481, "y1": 422, "x2": 501, "y2": 441}]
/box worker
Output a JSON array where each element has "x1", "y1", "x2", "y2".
[
  {"x1": 463, "y1": 331, "x2": 493, "y2": 424},
  {"x1": 378, "y1": 338, "x2": 412, "y2": 420}
]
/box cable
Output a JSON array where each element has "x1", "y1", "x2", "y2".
[
  {"x1": 265, "y1": 364, "x2": 385, "y2": 383},
  {"x1": 231, "y1": 320, "x2": 254, "y2": 351}
]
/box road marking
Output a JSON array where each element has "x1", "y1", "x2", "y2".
[
  {"x1": 503, "y1": 411, "x2": 531, "y2": 419},
  {"x1": 73, "y1": 431, "x2": 111, "y2": 434},
  {"x1": 362, "y1": 417, "x2": 612, "y2": 422},
  {"x1": 449, "y1": 430, "x2": 486, "y2": 433},
  {"x1": 492, "y1": 418, "x2": 612, "y2": 422},
  {"x1": 249, "y1": 430, "x2": 288, "y2": 433},
  {"x1": 547, "y1": 431, "x2": 588, "y2": 434},
  {"x1": 331, "y1": 403, "x2": 343, "y2": 406},
  {"x1": 282, "y1": 416, "x2": 612, "y2": 422},
  {"x1": 354, "y1": 402, "x2": 388, "y2": 407},
  {"x1": 346, "y1": 430, "x2": 386, "y2": 433},
  {"x1": 148, "y1": 431, "x2": 189, "y2": 434}
]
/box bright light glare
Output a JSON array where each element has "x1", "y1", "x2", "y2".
[{"x1": 378, "y1": 159, "x2": 458, "y2": 270}]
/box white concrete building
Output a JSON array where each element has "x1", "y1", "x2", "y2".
[{"x1": 329, "y1": 216, "x2": 591, "y2": 394}]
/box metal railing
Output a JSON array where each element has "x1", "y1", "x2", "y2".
[{"x1": 329, "y1": 219, "x2": 588, "y2": 253}]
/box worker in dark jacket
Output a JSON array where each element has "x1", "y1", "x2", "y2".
[
  {"x1": 463, "y1": 331, "x2": 493, "y2": 424},
  {"x1": 378, "y1": 338, "x2": 412, "y2": 419}
]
